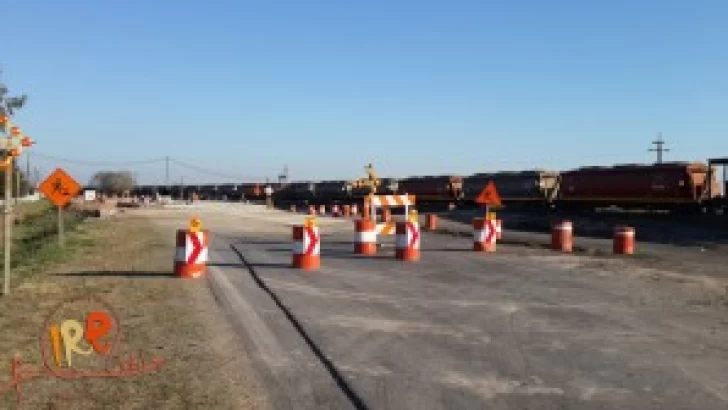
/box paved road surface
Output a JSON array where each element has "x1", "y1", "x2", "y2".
[{"x1": 149, "y1": 203, "x2": 728, "y2": 409}]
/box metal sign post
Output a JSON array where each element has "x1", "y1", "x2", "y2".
[
  {"x1": 58, "y1": 206, "x2": 64, "y2": 247},
  {"x1": 38, "y1": 168, "x2": 82, "y2": 250}
]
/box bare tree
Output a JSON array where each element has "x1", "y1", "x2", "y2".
[
  {"x1": 1, "y1": 70, "x2": 28, "y2": 199},
  {"x1": 90, "y1": 171, "x2": 136, "y2": 196}
]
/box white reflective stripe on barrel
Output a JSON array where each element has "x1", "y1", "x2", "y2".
[
  {"x1": 293, "y1": 241, "x2": 305, "y2": 254},
  {"x1": 197, "y1": 247, "x2": 209, "y2": 263},
  {"x1": 310, "y1": 239, "x2": 320, "y2": 256},
  {"x1": 310, "y1": 227, "x2": 320, "y2": 255},
  {"x1": 175, "y1": 246, "x2": 186, "y2": 262},
  {"x1": 411, "y1": 233, "x2": 420, "y2": 249},
  {"x1": 356, "y1": 231, "x2": 377, "y2": 243},
  {"x1": 474, "y1": 230, "x2": 487, "y2": 243},
  {"x1": 395, "y1": 234, "x2": 408, "y2": 248},
  {"x1": 553, "y1": 225, "x2": 572, "y2": 231}
]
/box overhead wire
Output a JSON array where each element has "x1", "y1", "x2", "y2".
[
  {"x1": 168, "y1": 158, "x2": 267, "y2": 181},
  {"x1": 31, "y1": 152, "x2": 166, "y2": 166},
  {"x1": 30, "y1": 152, "x2": 270, "y2": 182}
]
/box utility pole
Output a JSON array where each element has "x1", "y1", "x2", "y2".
[
  {"x1": 26, "y1": 153, "x2": 30, "y2": 194},
  {"x1": 3, "y1": 152, "x2": 12, "y2": 296},
  {"x1": 14, "y1": 161, "x2": 19, "y2": 204},
  {"x1": 165, "y1": 156, "x2": 169, "y2": 186},
  {"x1": 649, "y1": 133, "x2": 670, "y2": 164},
  {"x1": 278, "y1": 165, "x2": 289, "y2": 186}
]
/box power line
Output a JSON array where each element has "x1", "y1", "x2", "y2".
[
  {"x1": 30, "y1": 152, "x2": 270, "y2": 181},
  {"x1": 168, "y1": 158, "x2": 265, "y2": 181},
  {"x1": 32, "y1": 152, "x2": 166, "y2": 166}
]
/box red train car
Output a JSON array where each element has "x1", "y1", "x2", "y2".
[
  {"x1": 556, "y1": 162, "x2": 718, "y2": 209},
  {"x1": 240, "y1": 183, "x2": 264, "y2": 199}
]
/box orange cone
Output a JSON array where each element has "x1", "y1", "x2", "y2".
[
  {"x1": 293, "y1": 223, "x2": 320, "y2": 270},
  {"x1": 551, "y1": 221, "x2": 573, "y2": 253},
  {"x1": 473, "y1": 218, "x2": 496, "y2": 252},
  {"x1": 174, "y1": 229, "x2": 209, "y2": 278},
  {"x1": 613, "y1": 226, "x2": 635, "y2": 255},
  {"x1": 395, "y1": 221, "x2": 420, "y2": 261},
  {"x1": 355, "y1": 219, "x2": 377, "y2": 255},
  {"x1": 425, "y1": 214, "x2": 438, "y2": 231}
]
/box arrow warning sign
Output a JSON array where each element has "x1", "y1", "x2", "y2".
[
  {"x1": 407, "y1": 222, "x2": 420, "y2": 249},
  {"x1": 187, "y1": 232, "x2": 204, "y2": 264},
  {"x1": 304, "y1": 226, "x2": 320, "y2": 255},
  {"x1": 475, "y1": 181, "x2": 502, "y2": 206},
  {"x1": 485, "y1": 219, "x2": 497, "y2": 243}
]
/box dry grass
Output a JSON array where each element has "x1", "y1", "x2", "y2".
[{"x1": 0, "y1": 211, "x2": 270, "y2": 409}]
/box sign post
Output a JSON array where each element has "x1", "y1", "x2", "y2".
[
  {"x1": 39, "y1": 168, "x2": 82, "y2": 248},
  {"x1": 58, "y1": 206, "x2": 64, "y2": 246}
]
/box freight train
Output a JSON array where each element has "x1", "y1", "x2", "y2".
[{"x1": 129, "y1": 159, "x2": 728, "y2": 213}]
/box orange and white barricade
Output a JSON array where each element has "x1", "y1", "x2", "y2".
[
  {"x1": 355, "y1": 219, "x2": 377, "y2": 255},
  {"x1": 290, "y1": 204, "x2": 297, "y2": 212},
  {"x1": 293, "y1": 219, "x2": 320, "y2": 270},
  {"x1": 175, "y1": 220, "x2": 209, "y2": 278},
  {"x1": 350, "y1": 204, "x2": 358, "y2": 216},
  {"x1": 365, "y1": 194, "x2": 416, "y2": 236},
  {"x1": 308, "y1": 205, "x2": 316, "y2": 215},
  {"x1": 473, "y1": 218, "x2": 496, "y2": 252},
  {"x1": 395, "y1": 221, "x2": 420, "y2": 261},
  {"x1": 551, "y1": 221, "x2": 573, "y2": 253},
  {"x1": 613, "y1": 226, "x2": 635, "y2": 255},
  {"x1": 376, "y1": 222, "x2": 396, "y2": 235},
  {"x1": 319, "y1": 205, "x2": 326, "y2": 215},
  {"x1": 332, "y1": 204, "x2": 341, "y2": 217},
  {"x1": 343, "y1": 204, "x2": 351, "y2": 217}
]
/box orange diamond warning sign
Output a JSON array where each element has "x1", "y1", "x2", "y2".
[
  {"x1": 475, "y1": 180, "x2": 502, "y2": 206},
  {"x1": 39, "y1": 168, "x2": 82, "y2": 207}
]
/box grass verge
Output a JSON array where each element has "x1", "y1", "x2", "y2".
[
  {"x1": 0, "y1": 210, "x2": 269, "y2": 409},
  {"x1": 0, "y1": 200, "x2": 87, "y2": 280}
]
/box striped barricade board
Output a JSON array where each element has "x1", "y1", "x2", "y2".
[
  {"x1": 375, "y1": 222, "x2": 396, "y2": 235},
  {"x1": 368, "y1": 195, "x2": 416, "y2": 235},
  {"x1": 366, "y1": 195, "x2": 416, "y2": 207}
]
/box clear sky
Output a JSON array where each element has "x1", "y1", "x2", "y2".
[{"x1": 2, "y1": 0, "x2": 727, "y2": 185}]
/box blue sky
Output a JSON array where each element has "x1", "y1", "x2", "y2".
[{"x1": 2, "y1": 0, "x2": 726, "y2": 184}]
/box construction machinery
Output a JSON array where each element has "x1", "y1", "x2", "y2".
[{"x1": 350, "y1": 162, "x2": 381, "y2": 194}]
